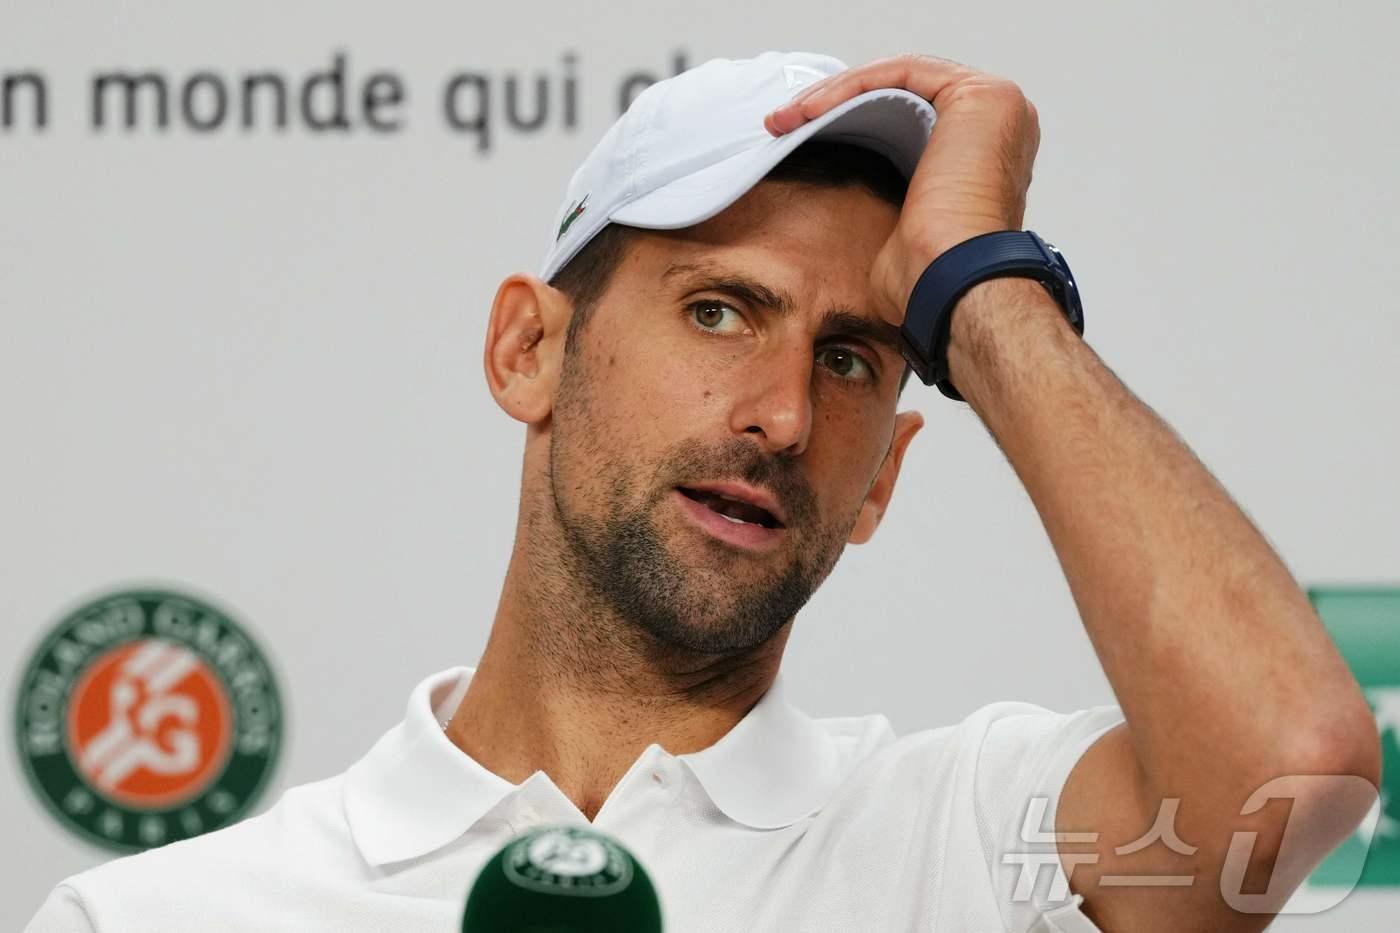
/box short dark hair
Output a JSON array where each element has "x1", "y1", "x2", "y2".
[{"x1": 548, "y1": 140, "x2": 914, "y2": 394}]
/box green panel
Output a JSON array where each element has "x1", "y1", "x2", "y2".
[{"x1": 1308, "y1": 586, "x2": 1400, "y2": 888}]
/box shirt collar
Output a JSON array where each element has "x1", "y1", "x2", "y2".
[
  {"x1": 676, "y1": 669, "x2": 842, "y2": 829},
  {"x1": 344, "y1": 666, "x2": 842, "y2": 866}
]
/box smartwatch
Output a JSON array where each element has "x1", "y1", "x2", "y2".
[{"x1": 898, "y1": 230, "x2": 1084, "y2": 401}]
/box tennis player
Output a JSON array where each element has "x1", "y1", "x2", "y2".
[{"x1": 27, "y1": 50, "x2": 1379, "y2": 933}]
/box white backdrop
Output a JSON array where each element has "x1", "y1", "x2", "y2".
[{"x1": 3, "y1": 1, "x2": 1397, "y2": 929}]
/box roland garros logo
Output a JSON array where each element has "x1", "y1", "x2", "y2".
[
  {"x1": 505, "y1": 826, "x2": 634, "y2": 897},
  {"x1": 15, "y1": 590, "x2": 282, "y2": 852}
]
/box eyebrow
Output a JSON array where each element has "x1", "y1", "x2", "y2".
[
  {"x1": 660, "y1": 261, "x2": 905, "y2": 362},
  {"x1": 662, "y1": 261, "x2": 797, "y2": 315}
]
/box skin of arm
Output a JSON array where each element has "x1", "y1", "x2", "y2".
[{"x1": 948, "y1": 274, "x2": 1380, "y2": 931}]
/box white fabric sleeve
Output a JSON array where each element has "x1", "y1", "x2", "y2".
[
  {"x1": 972, "y1": 703, "x2": 1125, "y2": 933},
  {"x1": 23, "y1": 885, "x2": 98, "y2": 933}
]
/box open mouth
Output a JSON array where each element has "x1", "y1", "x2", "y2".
[{"x1": 676, "y1": 487, "x2": 784, "y2": 530}]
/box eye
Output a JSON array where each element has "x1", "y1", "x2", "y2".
[
  {"x1": 686, "y1": 300, "x2": 751, "y2": 335},
  {"x1": 816, "y1": 346, "x2": 876, "y2": 383}
]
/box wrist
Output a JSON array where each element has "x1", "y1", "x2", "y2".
[
  {"x1": 896, "y1": 230, "x2": 1084, "y2": 399},
  {"x1": 876, "y1": 227, "x2": 1013, "y2": 318},
  {"x1": 944, "y1": 277, "x2": 1070, "y2": 402}
]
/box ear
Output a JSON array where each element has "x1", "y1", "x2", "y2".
[
  {"x1": 483, "y1": 273, "x2": 573, "y2": 424},
  {"x1": 847, "y1": 409, "x2": 925, "y2": 545}
]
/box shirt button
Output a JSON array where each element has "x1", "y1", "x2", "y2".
[{"x1": 516, "y1": 807, "x2": 541, "y2": 827}]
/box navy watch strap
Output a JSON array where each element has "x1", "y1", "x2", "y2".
[{"x1": 899, "y1": 230, "x2": 1084, "y2": 401}]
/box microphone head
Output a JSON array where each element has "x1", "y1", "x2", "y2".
[{"x1": 461, "y1": 824, "x2": 663, "y2": 932}]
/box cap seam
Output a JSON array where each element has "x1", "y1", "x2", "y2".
[{"x1": 622, "y1": 77, "x2": 662, "y2": 210}]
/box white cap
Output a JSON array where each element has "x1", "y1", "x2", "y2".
[{"x1": 539, "y1": 51, "x2": 936, "y2": 283}]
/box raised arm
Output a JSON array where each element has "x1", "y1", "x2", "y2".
[{"x1": 767, "y1": 53, "x2": 1380, "y2": 932}]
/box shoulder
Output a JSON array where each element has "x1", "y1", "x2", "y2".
[
  {"x1": 959, "y1": 700, "x2": 1125, "y2": 793},
  {"x1": 809, "y1": 702, "x2": 1124, "y2": 931},
  {"x1": 30, "y1": 774, "x2": 352, "y2": 933}
]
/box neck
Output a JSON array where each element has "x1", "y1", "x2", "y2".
[{"x1": 444, "y1": 470, "x2": 790, "y2": 822}]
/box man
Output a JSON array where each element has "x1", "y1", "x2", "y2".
[{"x1": 27, "y1": 51, "x2": 1379, "y2": 933}]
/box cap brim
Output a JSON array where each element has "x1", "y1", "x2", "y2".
[{"x1": 610, "y1": 87, "x2": 934, "y2": 231}]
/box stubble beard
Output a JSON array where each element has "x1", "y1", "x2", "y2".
[{"x1": 546, "y1": 350, "x2": 853, "y2": 656}]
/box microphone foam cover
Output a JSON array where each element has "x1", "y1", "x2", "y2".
[{"x1": 461, "y1": 824, "x2": 663, "y2": 932}]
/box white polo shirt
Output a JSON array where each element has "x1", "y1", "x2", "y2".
[{"x1": 26, "y1": 666, "x2": 1123, "y2": 932}]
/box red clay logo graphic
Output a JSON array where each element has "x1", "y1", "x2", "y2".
[{"x1": 67, "y1": 639, "x2": 235, "y2": 809}]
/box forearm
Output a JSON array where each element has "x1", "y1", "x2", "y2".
[{"x1": 946, "y1": 277, "x2": 1378, "y2": 805}]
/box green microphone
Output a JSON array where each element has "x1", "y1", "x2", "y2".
[{"x1": 461, "y1": 824, "x2": 664, "y2": 932}]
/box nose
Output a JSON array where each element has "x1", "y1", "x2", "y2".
[{"x1": 728, "y1": 341, "x2": 813, "y2": 457}]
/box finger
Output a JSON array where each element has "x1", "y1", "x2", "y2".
[
  {"x1": 800, "y1": 56, "x2": 972, "y2": 115},
  {"x1": 790, "y1": 75, "x2": 835, "y2": 104},
  {"x1": 768, "y1": 61, "x2": 927, "y2": 133},
  {"x1": 764, "y1": 76, "x2": 836, "y2": 135},
  {"x1": 765, "y1": 54, "x2": 981, "y2": 133}
]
